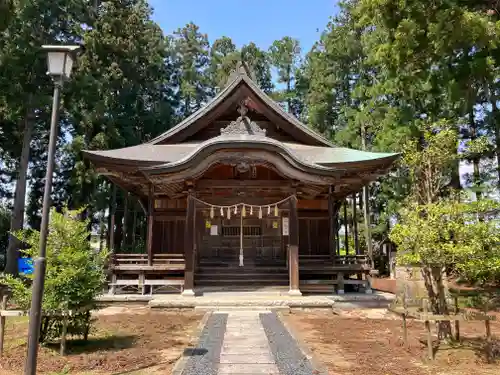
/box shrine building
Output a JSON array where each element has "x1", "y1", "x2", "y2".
[{"x1": 83, "y1": 62, "x2": 399, "y2": 297}]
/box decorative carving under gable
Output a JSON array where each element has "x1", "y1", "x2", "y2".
[
  {"x1": 234, "y1": 161, "x2": 250, "y2": 174},
  {"x1": 220, "y1": 101, "x2": 266, "y2": 137}
]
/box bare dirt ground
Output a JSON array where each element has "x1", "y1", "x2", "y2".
[
  {"x1": 0, "y1": 306, "x2": 204, "y2": 375},
  {"x1": 284, "y1": 309, "x2": 500, "y2": 375}
]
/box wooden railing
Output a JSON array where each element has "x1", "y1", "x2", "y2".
[
  {"x1": 298, "y1": 254, "x2": 370, "y2": 270},
  {"x1": 107, "y1": 253, "x2": 186, "y2": 295},
  {"x1": 333, "y1": 255, "x2": 370, "y2": 266},
  {"x1": 110, "y1": 253, "x2": 185, "y2": 270},
  {"x1": 299, "y1": 254, "x2": 373, "y2": 294}
]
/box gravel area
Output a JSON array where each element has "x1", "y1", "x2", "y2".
[
  {"x1": 260, "y1": 311, "x2": 322, "y2": 375},
  {"x1": 181, "y1": 313, "x2": 228, "y2": 375}
]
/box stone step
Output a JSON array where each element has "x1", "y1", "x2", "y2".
[
  {"x1": 217, "y1": 363, "x2": 279, "y2": 374},
  {"x1": 196, "y1": 273, "x2": 288, "y2": 279},
  {"x1": 218, "y1": 353, "x2": 275, "y2": 364},
  {"x1": 195, "y1": 305, "x2": 289, "y2": 312},
  {"x1": 221, "y1": 346, "x2": 271, "y2": 355}
]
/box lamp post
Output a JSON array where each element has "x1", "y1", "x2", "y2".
[{"x1": 24, "y1": 45, "x2": 80, "y2": 375}]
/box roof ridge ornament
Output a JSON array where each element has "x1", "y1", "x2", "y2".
[
  {"x1": 220, "y1": 100, "x2": 266, "y2": 137},
  {"x1": 225, "y1": 60, "x2": 257, "y2": 87}
]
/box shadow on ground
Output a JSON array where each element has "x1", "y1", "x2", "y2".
[
  {"x1": 45, "y1": 334, "x2": 137, "y2": 354},
  {"x1": 183, "y1": 347, "x2": 209, "y2": 356},
  {"x1": 418, "y1": 336, "x2": 500, "y2": 363}
]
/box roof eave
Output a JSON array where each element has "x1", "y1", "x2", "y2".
[
  {"x1": 82, "y1": 150, "x2": 163, "y2": 169},
  {"x1": 316, "y1": 153, "x2": 401, "y2": 168}
]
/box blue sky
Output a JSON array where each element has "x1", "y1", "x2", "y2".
[{"x1": 148, "y1": 0, "x2": 338, "y2": 53}]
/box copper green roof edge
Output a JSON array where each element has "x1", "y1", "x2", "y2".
[
  {"x1": 81, "y1": 149, "x2": 161, "y2": 167},
  {"x1": 82, "y1": 144, "x2": 400, "y2": 168},
  {"x1": 136, "y1": 137, "x2": 397, "y2": 177},
  {"x1": 146, "y1": 69, "x2": 333, "y2": 147},
  {"x1": 313, "y1": 149, "x2": 400, "y2": 165}
]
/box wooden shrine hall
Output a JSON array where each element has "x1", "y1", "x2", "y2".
[{"x1": 83, "y1": 62, "x2": 399, "y2": 296}]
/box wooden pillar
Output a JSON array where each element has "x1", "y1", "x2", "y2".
[
  {"x1": 336, "y1": 217, "x2": 340, "y2": 255},
  {"x1": 182, "y1": 194, "x2": 196, "y2": 296},
  {"x1": 363, "y1": 185, "x2": 374, "y2": 268},
  {"x1": 328, "y1": 186, "x2": 335, "y2": 257},
  {"x1": 99, "y1": 200, "x2": 106, "y2": 253},
  {"x1": 352, "y1": 193, "x2": 359, "y2": 254},
  {"x1": 146, "y1": 185, "x2": 154, "y2": 266},
  {"x1": 122, "y1": 192, "x2": 129, "y2": 250},
  {"x1": 108, "y1": 183, "x2": 116, "y2": 254},
  {"x1": 288, "y1": 196, "x2": 301, "y2": 296},
  {"x1": 343, "y1": 199, "x2": 349, "y2": 255},
  {"x1": 131, "y1": 200, "x2": 137, "y2": 248}
]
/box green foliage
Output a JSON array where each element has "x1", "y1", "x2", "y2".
[
  {"x1": 268, "y1": 36, "x2": 302, "y2": 113},
  {"x1": 268, "y1": 36, "x2": 301, "y2": 88},
  {"x1": 1, "y1": 207, "x2": 108, "y2": 343},
  {"x1": 241, "y1": 42, "x2": 273, "y2": 93},
  {"x1": 403, "y1": 120, "x2": 459, "y2": 203},
  {"x1": 391, "y1": 197, "x2": 500, "y2": 285},
  {"x1": 171, "y1": 22, "x2": 211, "y2": 117},
  {"x1": 209, "y1": 36, "x2": 239, "y2": 88},
  {"x1": 392, "y1": 123, "x2": 500, "y2": 285},
  {"x1": 302, "y1": 0, "x2": 500, "y2": 256}
]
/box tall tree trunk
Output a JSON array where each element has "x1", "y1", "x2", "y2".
[
  {"x1": 450, "y1": 158, "x2": 462, "y2": 191},
  {"x1": 470, "y1": 107, "x2": 482, "y2": 200},
  {"x1": 421, "y1": 266, "x2": 452, "y2": 340},
  {"x1": 122, "y1": 192, "x2": 129, "y2": 250},
  {"x1": 132, "y1": 200, "x2": 137, "y2": 248},
  {"x1": 491, "y1": 95, "x2": 500, "y2": 191},
  {"x1": 361, "y1": 123, "x2": 373, "y2": 267},
  {"x1": 99, "y1": 205, "x2": 106, "y2": 252},
  {"x1": 5, "y1": 107, "x2": 34, "y2": 275},
  {"x1": 286, "y1": 65, "x2": 291, "y2": 113}
]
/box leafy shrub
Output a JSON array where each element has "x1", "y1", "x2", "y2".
[{"x1": 1, "y1": 207, "x2": 108, "y2": 343}]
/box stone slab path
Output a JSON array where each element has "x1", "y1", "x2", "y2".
[
  {"x1": 181, "y1": 310, "x2": 322, "y2": 375},
  {"x1": 218, "y1": 311, "x2": 279, "y2": 374}
]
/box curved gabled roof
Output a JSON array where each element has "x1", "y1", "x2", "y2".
[
  {"x1": 82, "y1": 61, "x2": 400, "y2": 197},
  {"x1": 148, "y1": 62, "x2": 333, "y2": 147},
  {"x1": 83, "y1": 141, "x2": 397, "y2": 169},
  {"x1": 83, "y1": 115, "x2": 398, "y2": 177}
]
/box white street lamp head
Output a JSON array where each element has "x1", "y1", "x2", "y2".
[{"x1": 41, "y1": 45, "x2": 81, "y2": 80}]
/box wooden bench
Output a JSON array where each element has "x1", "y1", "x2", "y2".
[
  {"x1": 107, "y1": 253, "x2": 186, "y2": 295},
  {"x1": 110, "y1": 253, "x2": 185, "y2": 270},
  {"x1": 300, "y1": 278, "x2": 371, "y2": 294},
  {"x1": 108, "y1": 276, "x2": 145, "y2": 295},
  {"x1": 144, "y1": 279, "x2": 184, "y2": 294},
  {"x1": 300, "y1": 279, "x2": 337, "y2": 294},
  {"x1": 298, "y1": 255, "x2": 373, "y2": 294}
]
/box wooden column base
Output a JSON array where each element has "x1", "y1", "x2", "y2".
[
  {"x1": 365, "y1": 274, "x2": 373, "y2": 294},
  {"x1": 337, "y1": 272, "x2": 344, "y2": 294},
  {"x1": 288, "y1": 289, "x2": 302, "y2": 296},
  {"x1": 181, "y1": 289, "x2": 195, "y2": 297}
]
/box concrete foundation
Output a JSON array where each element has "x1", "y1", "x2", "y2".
[{"x1": 97, "y1": 290, "x2": 394, "y2": 309}]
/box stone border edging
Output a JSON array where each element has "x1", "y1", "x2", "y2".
[
  {"x1": 277, "y1": 311, "x2": 329, "y2": 375},
  {"x1": 171, "y1": 311, "x2": 212, "y2": 375}
]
